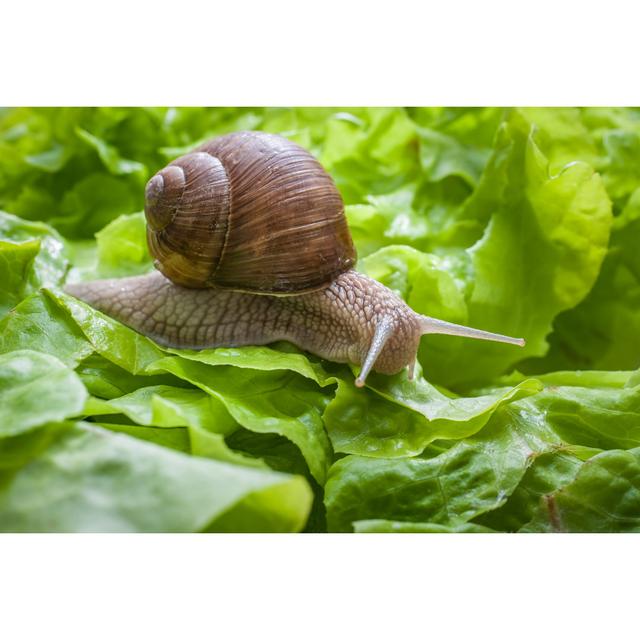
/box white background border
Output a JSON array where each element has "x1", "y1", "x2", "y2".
[
  {"x1": 3, "y1": 0, "x2": 638, "y2": 105},
  {"x1": 1, "y1": 534, "x2": 637, "y2": 638}
]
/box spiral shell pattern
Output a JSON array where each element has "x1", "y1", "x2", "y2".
[{"x1": 144, "y1": 131, "x2": 356, "y2": 293}]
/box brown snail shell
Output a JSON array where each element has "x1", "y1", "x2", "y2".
[{"x1": 145, "y1": 131, "x2": 356, "y2": 293}]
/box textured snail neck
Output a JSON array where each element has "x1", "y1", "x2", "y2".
[
  {"x1": 290, "y1": 270, "x2": 422, "y2": 374},
  {"x1": 63, "y1": 269, "x2": 422, "y2": 377}
]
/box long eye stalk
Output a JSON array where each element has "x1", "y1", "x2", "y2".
[{"x1": 420, "y1": 316, "x2": 525, "y2": 347}]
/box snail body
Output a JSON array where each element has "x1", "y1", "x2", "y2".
[{"x1": 65, "y1": 131, "x2": 524, "y2": 387}]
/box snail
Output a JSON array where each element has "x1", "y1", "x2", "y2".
[{"x1": 65, "y1": 131, "x2": 524, "y2": 387}]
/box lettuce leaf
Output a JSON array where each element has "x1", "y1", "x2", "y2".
[
  {"x1": 147, "y1": 357, "x2": 334, "y2": 485},
  {"x1": 324, "y1": 372, "x2": 540, "y2": 457},
  {"x1": 475, "y1": 450, "x2": 586, "y2": 531},
  {"x1": 0, "y1": 293, "x2": 94, "y2": 366},
  {"x1": 521, "y1": 448, "x2": 640, "y2": 533},
  {"x1": 0, "y1": 210, "x2": 68, "y2": 317},
  {"x1": 82, "y1": 385, "x2": 263, "y2": 468},
  {"x1": 325, "y1": 402, "x2": 562, "y2": 532},
  {"x1": 421, "y1": 112, "x2": 612, "y2": 387},
  {"x1": 0, "y1": 239, "x2": 41, "y2": 317},
  {"x1": 521, "y1": 108, "x2": 640, "y2": 373},
  {"x1": 0, "y1": 350, "x2": 87, "y2": 437},
  {"x1": 0, "y1": 422, "x2": 312, "y2": 532}
]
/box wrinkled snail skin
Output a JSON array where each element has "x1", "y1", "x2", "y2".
[
  {"x1": 64, "y1": 269, "x2": 423, "y2": 381},
  {"x1": 64, "y1": 131, "x2": 526, "y2": 387},
  {"x1": 64, "y1": 268, "x2": 525, "y2": 386}
]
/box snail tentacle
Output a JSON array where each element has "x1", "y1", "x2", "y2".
[
  {"x1": 355, "y1": 315, "x2": 395, "y2": 388},
  {"x1": 419, "y1": 316, "x2": 525, "y2": 347}
]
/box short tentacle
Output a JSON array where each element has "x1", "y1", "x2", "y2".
[{"x1": 355, "y1": 316, "x2": 395, "y2": 388}]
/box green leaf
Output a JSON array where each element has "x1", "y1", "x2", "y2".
[
  {"x1": 0, "y1": 423, "x2": 312, "y2": 532},
  {"x1": 476, "y1": 450, "x2": 585, "y2": 531},
  {"x1": 523, "y1": 214, "x2": 640, "y2": 372},
  {"x1": 418, "y1": 126, "x2": 490, "y2": 188},
  {"x1": 0, "y1": 421, "x2": 72, "y2": 471},
  {"x1": 0, "y1": 239, "x2": 40, "y2": 317},
  {"x1": 520, "y1": 109, "x2": 640, "y2": 373},
  {"x1": 58, "y1": 173, "x2": 138, "y2": 237},
  {"x1": 475, "y1": 369, "x2": 640, "y2": 449},
  {"x1": 0, "y1": 293, "x2": 93, "y2": 367},
  {"x1": 93, "y1": 420, "x2": 191, "y2": 454},
  {"x1": 0, "y1": 210, "x2": 68, "y2": 316},
  {"x1": 601, "y1": 130, "x2": 640, "y2": 202},
  {"x1": 82, "y1": 385, "x2": 265, "y2": 468},
  {"x1": 515, "y1": 107, "x2": 599, "y2": 173},
  {"x1": 324, "y1": 403, "x2": 561, "y2": 532},
  {"x1": 92, "y1": 211, "x2": 152, "y2": 279},
  {"x1": 521, "y1": 448, "x2": 640, "y2": 532},
  {"x1": 0, "y1": 350, "x2": 87, "y2": 438},
  {"x1": 60, "y1": 212, "x2": 152, "y2": 283},
  {"x1": 0, "y1": 209, "x2": 64, "y2": 243},
  {"x1": 188, "y1": 425, "x2": 267, "y2": 468},
  {"x1": 324, "y1": 372, "x2": 541, "y2": 457},
  {"x1": 423, "y1": 112, "x2": 612, "y2": 387},
  {"x1": 503, "y1": 369, "x2": 634, "y2": 389},
  {"x1": 147, "y1": 357, "x2": 334, "y2": 485},
  {"x1": 167, "y1": 344, "x2": 334, "y2": 386},
  {"x1": 76, "y1": 354, "x2": 183, "y2": 399},
  {"x1": 227, "y1": 429, "x2": 312, "y2": 477},
  {"x1": 320, "y1": 108, "x2": 419, "y2": 203},
  {"x1": 25, "y1": 143, "x2": 72, "y2": 173},
  {"x1": 76, "y1": 128, "x2": 146, "y2": 176},
  {"x1": 520, "y1": 383, "x2": 640, "y2": 450},
  {"x1": 345, "y1": 191, "x2": 429, "y2": 259},
  {"x1": 99, "y1": 384, "x2": 237, "y2": 434},
  {"x1": 224, "y1": 428, "x2": 328, "y2": 532}
]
